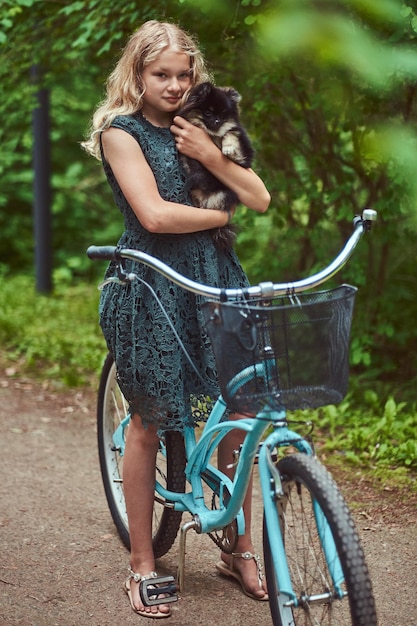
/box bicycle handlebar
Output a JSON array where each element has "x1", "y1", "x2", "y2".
[{"x1": 87, "y1": 209, "x2": 377, "y2": 299}]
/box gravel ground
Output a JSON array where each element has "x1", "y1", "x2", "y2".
[{"x1": 1, "y1": 376, "x2": 416, "y2": 625}]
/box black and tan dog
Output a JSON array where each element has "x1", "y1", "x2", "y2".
[{"x1": 177, "y1": 82, "x2": 254, "y2": 249}]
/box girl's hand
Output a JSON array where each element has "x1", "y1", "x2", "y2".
[
  {"x1": 171, "y1": 116, "x2": 271, "y2": 214},
  {"x1": 170, "y1": 116, "x2": 215, "y2": 161}
]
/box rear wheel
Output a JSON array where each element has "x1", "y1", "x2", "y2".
[
  {"x1": 97, "y1": 353, "x2": 186, "y2": 557},
  {"x1": 263, "y1": 453, "x2": 377, "y2": 626}
]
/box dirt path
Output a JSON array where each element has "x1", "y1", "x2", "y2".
[{"x1": 0, "y1": 376, "x2": 416, "y2": 625}]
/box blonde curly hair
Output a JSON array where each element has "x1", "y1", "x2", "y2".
[{"x1": 82, "y1": 20, "x2": 210, "y2": 159}]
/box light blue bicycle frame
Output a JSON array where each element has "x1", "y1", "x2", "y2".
[{"x1": 112, "y1": 363, "x2": 346, "y2": 605}]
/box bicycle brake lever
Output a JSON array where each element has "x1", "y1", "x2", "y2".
[
  {"x1": 354, "y1": 208, "x2": 377, "y2": 232},
  {"x1": 362, "y1": 208, "x2": 377, "y2": 231},
  {"x1": 98, "y1": 273, "x2": 138, "y2": 290},
  {"x1": 98, "y1": 277, "x2": 123, "y2": 289}
]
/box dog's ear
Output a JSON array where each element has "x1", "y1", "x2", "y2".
[
  {"x1": 181, "y1": 85, "x2": 201, "y2": 110},
  {"x1": 224, "y1": 88, "x2": 241, "y2": 104},
  {"x1": 182, "y1": 81, "x2": 212, "y2": 109},
  {"x1": 196, "y1": 81, "x2": 214, "y2": 100}
]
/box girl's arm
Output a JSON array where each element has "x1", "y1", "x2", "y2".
[
  {"x1": 101, "y1": 127, "x2": 231, "y2": 234},
  {"x1": 171, "y1": 116, "x2": 271, "y2": 213}
]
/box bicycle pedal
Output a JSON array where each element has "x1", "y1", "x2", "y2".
[{"x1": 140, "y1": 575, "x2": 179, "y2": 607}]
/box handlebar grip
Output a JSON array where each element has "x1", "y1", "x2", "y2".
[{"x1": 86, "y1": 245, "x2": 118, "y2": 261}]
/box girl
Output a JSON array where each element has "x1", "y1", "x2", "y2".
[{"x1": 82, "y1": 20, "x2": 270, "y2": 619}]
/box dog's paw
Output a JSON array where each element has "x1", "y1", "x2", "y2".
[
  {"x1": 222, "y1": 145, "x2": 237, "y2": 157},
  {"x1": 222, "y1": 135, "x2": 239, "y2": 158}
]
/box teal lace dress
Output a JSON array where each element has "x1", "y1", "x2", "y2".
[{"x1": 99, "y1": 112, "x2": 249, "y2": 433}]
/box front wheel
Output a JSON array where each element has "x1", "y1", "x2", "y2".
[
  {"x1": 263, "y1": 454, "x2": 377, "y2": 626},
  {"x1": 97, "y1": 353, "x2": 186, "y2": 558}
]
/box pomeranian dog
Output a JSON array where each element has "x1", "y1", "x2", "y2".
[{"x1": 177, "y1": 82, "x2": 254, "y2": 249}]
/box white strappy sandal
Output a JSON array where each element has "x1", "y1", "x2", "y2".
[
  {"x1": 215, "y1": 551, "x2": 269, "y2": 601},
  {"x1": 124, "y1": 566, "x2": 178, "y2": 618}
]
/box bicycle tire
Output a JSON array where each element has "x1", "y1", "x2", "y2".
[
  {"x1": 97, "y1": 353, "x2": 186, "y2": 558},
  {"x1": 263, "y1": 453, "x2": 377, "y2": 626}
]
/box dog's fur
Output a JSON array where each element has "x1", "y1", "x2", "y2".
[{"x1": 177, "y1": 82, "x2": 254, "y2": 249}]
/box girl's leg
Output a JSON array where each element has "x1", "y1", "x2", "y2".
[
  {"x1": 217, "y1": 416, "x2": 268, "y2": 599},
  {"x1": 122, "y1": 414, "x2": 171, "y2": 616}
]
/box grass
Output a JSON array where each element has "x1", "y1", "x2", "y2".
[{"x1": 1, "y1": 272, "x2": 416, "y2": 480}]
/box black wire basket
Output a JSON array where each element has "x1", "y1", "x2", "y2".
[{"x1": 202, "y1": 284, "x2": 357, "y2": 414}]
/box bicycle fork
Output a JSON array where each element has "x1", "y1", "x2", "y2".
[{"x1": 258, "y1": 421, "x2": 346, "y2": 609}]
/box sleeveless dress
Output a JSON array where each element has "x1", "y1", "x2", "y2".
[{"x1": 99, "y1": 112, "x2": 249, "y2": 433}]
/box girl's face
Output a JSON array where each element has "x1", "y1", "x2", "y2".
[{"x1": 141, "y1": 49, "x2": 193, "y2": 126}]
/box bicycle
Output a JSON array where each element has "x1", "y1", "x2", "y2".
[{"x1": 87, "y1": 208, "x2": 378, "y2": 625}]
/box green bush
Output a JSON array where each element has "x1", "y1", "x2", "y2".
[
  {"x1": 311, "y1": 391, "x2": 417, "y2": 471},
  {"x1": 0, "y1": 272, "x2": 106, "y2": 386}
]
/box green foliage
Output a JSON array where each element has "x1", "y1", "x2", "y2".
[
  {"x1": 240, "y1": 0, "x2": 417, "y2": 388},
  {"x1": 312, "y1": 392, "x2": 417, "y2": 470},
  {"x1": 1, "y1": 0, "x2": 416, "y2": 396},
  {"x1": 0, "y1": 272, "x2": 415, "y2": 474},
  {"x1": 0, "y1": 272, "x2": 106, "y2": 386}
]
